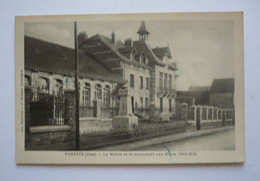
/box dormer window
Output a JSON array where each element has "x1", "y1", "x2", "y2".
[
  {"x1": 131, "y1": 48, "x2": 137, "y2": 61},
  {"x1": 146, "y1": 54, "x2": 151, "y2": 64},
  {"x1": 140, "y1": 53, "x2": 146, "y2": 64}
]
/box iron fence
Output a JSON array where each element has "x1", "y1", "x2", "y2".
[
  {"x1": 30, "y1": 93, "x2": 66, "y2": 126},
  {"x1": 80, "y1": 121, "x2": 186, "y2": 150}
]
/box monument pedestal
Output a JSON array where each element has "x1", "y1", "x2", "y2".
[{"x1": 112, "y1": 85, "x2": 138, "y2": 130}]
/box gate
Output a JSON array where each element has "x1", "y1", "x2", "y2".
[{"x1": 30, "y1": 93, "x2": 65, "y2": 126}]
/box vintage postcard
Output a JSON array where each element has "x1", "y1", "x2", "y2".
[{"x1": 15, "y1": 12, "x2": 244, "y2": 164}]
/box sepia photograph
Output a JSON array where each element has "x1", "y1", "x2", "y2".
[{"x1": 15, "y1": 12, "x2": 244, "y2": 164}]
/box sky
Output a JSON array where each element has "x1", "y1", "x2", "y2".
[{"x1": 25, "y1": 19, "x2": 234, "y2": 90}]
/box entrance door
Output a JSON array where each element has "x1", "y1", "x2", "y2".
[{"x1": 196, "y1": 107, "x2": 201, "y2": 130}]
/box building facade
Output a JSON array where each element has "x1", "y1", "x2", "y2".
[
  {"x1": 79, "y1": 21, "x2": 178, "y2": 120},
  {"x1": 25, "y1": 36, "x2": 124, "y2": 123}
]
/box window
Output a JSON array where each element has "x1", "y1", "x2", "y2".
[
  {"x1": 164, "y1": 73, "x2": 168, "y2": 90},
  {"x1": 145, "y1": 97, "x2": 149, "y2": 109},
  {"x1": 159, "y1": 72, "x2": 163, "y2": 90},
  {"x1": 140, "y1": 76, "x2": 143, "y2": 89},
  {"x1": 82, "y1": 83, "x2": 91, "y2": 106},
  {"x1": 103, "y1": 85, "x2": 110, "y2": 107},
  {"x1": 146, "y1": 54, "x2": 151, "y2": 65},
  {"x1": 38, "y1": 77, "x2": 49, "y2": 93},
  {"x1": 169, "y1": 99, "x2": 172, "y2": 112},
  {"x1": 160, "y1": 98, "x2": 163, "y2": 112},
  {"x1": 146, "y1": 77, "x2": 149, "y2": 89},
  {"x1": 94, "y1": 84, "x2": 102, "y2": 100},
  {"x1": 141, "y1": 53, "x2": 146, "y2": 64},
  {"x1": 130, "y1": 74, "x2": 134, "y2": 88},
  {"x1": 54, "y1": 79, "x2": 63, "y2": 95},
  {"x1": 131, "y1": 49, "x2": 137, "y2": 61},
  {"x1": 169, "y1": 74, "x2": 172, "y2": 89},
  {"x1": 140, "y1": 97, "x2": 143, "y2": 108}
]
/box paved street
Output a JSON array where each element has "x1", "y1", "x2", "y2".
[{"x1": 141, "y1": 127, "x2": 235, "y2": 151}]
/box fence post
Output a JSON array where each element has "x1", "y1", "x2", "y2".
[
  {"x1": 222, "y1": 109, "x2": 226, "y2": 126},
  {"x1": 206, "y1": 107, "x2": 209, "y2": 120},
  {"x1": 196, "y1": 106, "x2": 201, "y2": 130},
  {"x1": 64, "y1": 88, "x2": 76, "y2": 132},
  {"x1": 232, "y1": 109, "x2": 235, "y2": 125},
  {"x1": 193, "y1": 106, "x2": 197, "y2": 122},
  {"x1": 181, "y1": 103, "x2": 188, "y2": 121}
]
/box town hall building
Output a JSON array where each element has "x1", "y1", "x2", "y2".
[{"x1": 79, "y1": 21, "x2": 178, "y2": 121}]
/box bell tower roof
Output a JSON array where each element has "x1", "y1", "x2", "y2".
[{"x1": 137, "y1": 21, "x2": 150, "y2": 40}]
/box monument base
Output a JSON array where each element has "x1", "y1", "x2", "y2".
[{"x1": 112, "y1": 115, "x2": 138, "y2": 130}]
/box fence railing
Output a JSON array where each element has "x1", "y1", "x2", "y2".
[
  {"x1": 80, "y1": 121, "x2": 186, "y2": 150},
  {"x1": 30, "y1": 93, "x2": 66, "y2": 126}
]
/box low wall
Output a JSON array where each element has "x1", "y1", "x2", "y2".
[{"x1": 25, "y1": 125, "x2": 74, "y2": 150}]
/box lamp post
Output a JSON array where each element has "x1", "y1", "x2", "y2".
[{"x1": 74, "y1": 21, "x2": 80, "y2": 150}]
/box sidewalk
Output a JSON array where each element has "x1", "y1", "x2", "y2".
[{"x1": 99, "y1": 126, "x2": 234, "y2": 151}]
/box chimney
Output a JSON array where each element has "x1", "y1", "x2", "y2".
[
  {"x1": 125, "y1": 38, "x2": 133, "y2": 47},
  {"x1": 78, "y1": 32, "x2": 88, "y2": 47},
  {"x1": 111, "y1": 30, "x2": 115, "y2": 44}
]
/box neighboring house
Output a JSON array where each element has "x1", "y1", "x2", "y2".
[
  {"x1": 25, "y1": 36, "x2": 124, "y2": 109},
  {"x1": 79, "y1": 21, "x2": 178, "y2": 120},
  {"x1": 209, "y1": 78, "x2": 234, "y2": 108},
  {"x1": 177, "y1": 86, "x2": 210, "y2": 106}
]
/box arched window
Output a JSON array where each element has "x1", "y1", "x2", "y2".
[
  {"x1": 38, "y1": 77, "x2": 49, "y2": 94},
  {"x1": 94, "y1": 84, "x2": 102, "y2": 100},
  {"x1": 54, "y1": 79, "x2": 63, "y2": 95},
  {"x1": 103, "y1": 85, "x2": 110, "y2": 107},
  {"x1": 82, "y1": 83, "x2": 91, "y2": 106}
]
